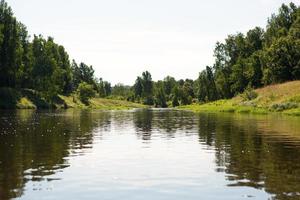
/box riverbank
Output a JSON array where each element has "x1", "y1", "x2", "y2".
[
  {"x1": 178, "y1": 81, "x2": 300, "y2": 116},
  {"x1": 0, "y1": 87, "x2": 145, "y2": 110}
]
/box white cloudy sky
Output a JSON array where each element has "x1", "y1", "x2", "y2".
[{"x1": 7, "y1": 0, "x2": 296, "y2": 85}]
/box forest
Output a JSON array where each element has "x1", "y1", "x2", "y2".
[{"x1": 0, "y1": 0, "x2": 299, "y2": 108}]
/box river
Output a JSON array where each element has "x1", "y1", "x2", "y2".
[{"x1": 0, "y1": 109, "x2": 300, "y2": 200}]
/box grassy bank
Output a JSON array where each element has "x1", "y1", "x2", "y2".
[
  {"x1": 59, "y1": 95, "x2": 146, "y2": 110},
  {"x1": 0, "y1": 88, "x2": 145, "y2": 110},
  {"x1": 178, "y1": 81, "x2": 300, "y2": 116}
]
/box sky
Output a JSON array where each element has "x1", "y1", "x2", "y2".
[{"x1": 7, "y1": 0, "x2": 296, "y2": 85}]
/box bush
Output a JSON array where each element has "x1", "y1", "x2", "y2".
[
  {"x1": 77, "y1": 82, "x2": 96, "y2": 105},
  {"x1": 143, "y1": 96, "x2": 154, "y2": 105},
  {"x1": 154, "y1": 88, "x2": 167, "y2": 108},
  {"x1": 241, "y1": 87, "x2": 258, "y2": 101},
  {"x1": 172, "y1": 95, "x2": 179, "y2": 107},
  {"x1": 270, "y1": 102, "x2": 298, "y2": 111},
  {"x1": 181, "y1": 95, "x2": 192, "y2": 105}
]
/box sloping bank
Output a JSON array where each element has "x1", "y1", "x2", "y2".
[
  {"x1": 178, "y1": 81, "x2": 300, "y2": 116},
  {"x1": 0, "y1": 88, "x2": 145, "y2": 110}
]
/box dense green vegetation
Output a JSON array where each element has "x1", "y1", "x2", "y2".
[
  {"x1": 0, "y1": 0, "x2": 300, "y2": 110},
  {"x1": 0, "y1": 0, "x2": 113, "y2": 108}
]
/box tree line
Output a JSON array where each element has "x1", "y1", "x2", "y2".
[
  {"x1": 0, "y1": 0, "x2": 112, "y2": 104},
  {"x1": 131, "y1": 2, "x2": 300, "y2": 107},
  {"x1": 0, "y1": 0, "x2": 299, "y2": 107}
]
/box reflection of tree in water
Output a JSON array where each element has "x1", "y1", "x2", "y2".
[
  {"x1": 133, "y1": 109, "x2": 197, "y2": 140},
  {"x1": 133, "y1": 109, "x2": 153, "y2": 140},
  {"x1": 0, "y1": 110, "x2": 111, "y2": 200},
  {"x1": 197, "y1": 113, "x2": 300, "y2": 200},
  {"x1": 154, "y1": 109, "x2": 196, "y2": 134}
]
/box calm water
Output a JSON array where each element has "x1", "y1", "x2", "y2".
[{"x1": 0, "y1": 109, "x2": 300, "y2": 200}]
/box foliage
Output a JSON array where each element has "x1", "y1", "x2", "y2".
[
  {"x1": 195, "y1": 66, "x2": 218, "y2": 102},
  {"x1": 97, "y1": 78, "x2": 111, "y2": 97},
  {"x1": 133, "y1": 71, "x2": 154, "y2": 105},
  {"x1": 270, "y1": 102, "x2": 298, "y2": 111},
  {"x1": 241, "y1": 87, "x2": 258, "y2": 101},
  {"x1": 171, "y1": 86, "x2": 180, "y2": 107},
  {"x1": 154, "y1": 87, "x2": 167, "y2": 108},
  {"x1": 111, "y1": 83, "x2": 133, "y2": 101},
  {"x1": 72, "y1": 60, "x2": 96, "y2": 89},
  {"x1": 77, "y1": 82, "x2": 96, "y2": 105}
]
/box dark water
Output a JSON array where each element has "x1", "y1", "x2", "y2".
[{"x1": 0, "y1": 109, "x2": 300, "y2": 200}]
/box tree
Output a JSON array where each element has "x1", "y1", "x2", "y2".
[
  {"x1": 213, "y1": 42, "x2": 233, "y2": 99},
  {"x1": 154, "y1": 87, "x2": 167, "y2": 108},
  {"x1": 16, "y1": 22, "x2": 33, "y2": 88},
  {"x1": 97, "y1": 78, "x2": 111, "y2": 97},
  {"x1": 264, "y1": 3, "x2": 298, "y2": 46},
  {"x1": 77, "y1": 82, "x2": 96, "y2": 105},
  {"x1": 141, "y1": 71, "x2": 153, "y2": 97},
  {"x1": 103, "y1": 81, "x2": 112, "y2": 96},
  {"x1": 262, "y1": 36, "x2": 300, "y2": 84},
  {"x1": 245, "y1": 51, "x2": 263, "y2": 88},
  {"x1": 72, "y1": 60, "x2": 95, "y2": 89},
  {"x1": 133, "y1": 71, "x2": 154, "y2": 105},
  {"x1": 163, "y1": 76, "x2": 176, "y2": 98},
  {"x1": 134, "y1": 76, "x2": 143, "y2": 98},
  {"x1": 112, "y1": 83, "x2": 132, "y2": 100},
  {"x1": 195, "y1": 67, "x2": 218, "y2": 102},
  {"x1": 0, "y1": 0, "x2": 20, "y2": 87},
  {"x1": 57, "y1": 45, "x2": 72, "y2": 94},
  {"x1": 171, "y1": 86, "x2": 180, "y2": 107}
]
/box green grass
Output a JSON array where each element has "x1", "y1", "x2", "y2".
[
  {"x1": 178, "y1": 100, "x2": 268, "y2": 115},
  {"x1": 59, "y1": 95, "x2": 146, "y2": 110},
  {"x1": 178, "y1": 81, "x2": 300, "y2": 116}
]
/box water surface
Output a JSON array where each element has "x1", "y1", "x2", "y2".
[{"x1": 0, "y1": 109, "x2": 300, "y2": 200}]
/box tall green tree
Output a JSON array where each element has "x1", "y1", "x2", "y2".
[
  {"x1": 0, "y1": 0, "x2": 20, "y2": 87},
  {"x1": 72, "y1": 60, "x2": 95, "y2": 89},
  {"x1": 154, "y1": 86, "x2": 167, "y2": 108},
  {"x1": 134, "y1": 76, "x2": 143, "y2": 98}
]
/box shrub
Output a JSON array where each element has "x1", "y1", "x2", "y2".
[
  {"x1": 241, "y1": 87, "x2": 258, "y2": 101},
  {"x1": 270, "y1": 102, "x2": 298, "y2": 111},
  {"x1": 77, "y1": 82, "x2": 96, "y2": 105},
  {"x1": 143, "y1": 96, "x2": 154, "y2": 105},
  {"x1": 172, "y1": 95, "x2": 179, "y2": 107}
]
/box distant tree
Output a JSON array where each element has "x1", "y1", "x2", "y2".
[
  {"x1": 163, "y1": 76, "x2": 176, "y2": 98},
  {"x1": 141, "y1": 71, "x2": 153, "y2": 97},
  {"x1": 72, "y1": 60, "x2": 95, "y2": 89},
  {"x1": 112, "y1": 83, "x2": 132, "y2": 100},
  {"x1": 133, "y1": 71, "x2": 154, "y2": 105},
  {"x1": 134, "y1": 76, "x2": 143, "y2": 98},
  {"x1": 171, "y1": 86, "x2": 180, "y2": 107},
  {"x1": 103, "y1": 81, "x2": 112, "y2": 96},
  {"x1": 77, "y1": 82, "x2": 96, "y2": 105},
  {"x1": 183, "y1": 79, "x2": 194, "y2": 98},
  {"x1": 154, "y1": 86, "x2": 167, "y2": 108}
]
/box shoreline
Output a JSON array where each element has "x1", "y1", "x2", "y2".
[{"x1": 177, "y1": 103, "x2": 300, "y2": 116}]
